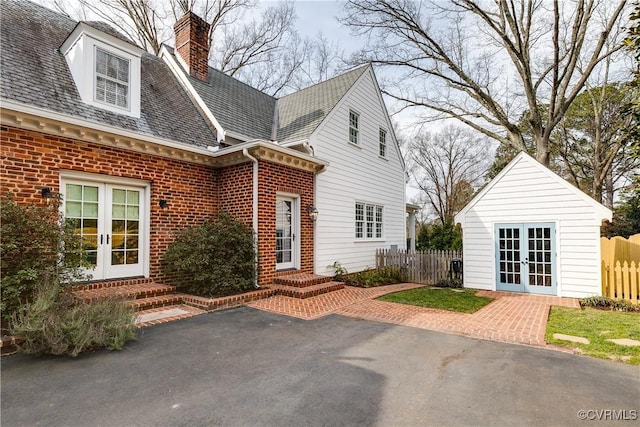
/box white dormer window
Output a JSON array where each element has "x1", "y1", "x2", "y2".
[
  {"x1": 95, "y1": 48, "x2": 129, "y2": 109},
  {"x1": 61, "y1": 22, "x2": 143, "y2": 118}
]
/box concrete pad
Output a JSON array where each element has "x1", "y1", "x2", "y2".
[
  {"x1": 606, "y1": 338, "x2": 640, "y2": 347},
  {"x1": 136, "y1": 308, "x2": 189, "y2": 323},
  {"x1": 553, "y1": 333, "x2": 590, "y2": 345}
]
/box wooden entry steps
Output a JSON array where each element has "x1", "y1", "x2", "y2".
[{"x1": 272, "y1": 273, "x2": 344, "y2": 299}]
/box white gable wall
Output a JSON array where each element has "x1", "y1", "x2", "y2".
[
  {"x1": 456, "y1": 154, "x2": 611, "y2": 298},
  {"x1": 310, "y1": 69, "x2": 406, "y2": 275}
]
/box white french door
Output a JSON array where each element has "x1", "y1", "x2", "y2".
[
  {"x1": 62, "y1": 180, "x2": 145, "y2": 280},
  {"x1": 275, "y1": 195, "x2": 298, "y2": 270},
  {"x1": 495, "y1": 223, "x2": 557, "y2": 295}
]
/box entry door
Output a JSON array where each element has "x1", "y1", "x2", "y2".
[
  {"x1": 63, "y1": 181, "x2": 145, "y2": 280},
  {"x1": 495, "y1": 223, "x2": 556, "y2": 295},
  {"x1": 275, "y1": 196, "x2": 297, "y2": 270}
]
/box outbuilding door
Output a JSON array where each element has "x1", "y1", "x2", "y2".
[{"x1": 495, "y1": 223, "x2": 557, "y2": 295}]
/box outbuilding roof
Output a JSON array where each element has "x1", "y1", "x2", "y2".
[{"x1": 454, "y1": 151, "x2": 613, "y2": 226}]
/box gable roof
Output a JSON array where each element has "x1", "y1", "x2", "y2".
[
  {"x1": 276, "y1": 65, "x2": 369, "y2": 143},
  {"x1": 162, "y1": 46, "x2": 276, "y2": 142},
  {"x1": 1, "y1": 0, "x2": 217, "y2": 149},
  {"x1": 454, "y1": 151, "x2": 612, "y2": 224}
]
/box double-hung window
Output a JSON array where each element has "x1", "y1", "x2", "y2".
[
  {"x1": 95, "y1": 48, "x2": 130, "y2": 109},
  {"x1": 379, "y1": 128, "x2": 387, "y2": 157},
  {"x1": 355, "y1": 202, "x2": 383, "y2": 239},
  {"x1": 349, "y1": 110, "x2": 359, "y2": 145}
]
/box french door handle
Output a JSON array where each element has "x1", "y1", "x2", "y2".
[
  {"x1": 100, "y1": 234, "x2": 103, "y2": 245},
  {"x1": 106, "y1": 234, "x2": 110, "y2": 245}
]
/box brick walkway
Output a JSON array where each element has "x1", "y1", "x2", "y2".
[{"x1": 249, "y1": 285, "x2": 580, "y2": 348}]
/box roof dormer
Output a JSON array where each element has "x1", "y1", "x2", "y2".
[{"x1": 60, "y1": 22, "x2": 145, "y2": 118}]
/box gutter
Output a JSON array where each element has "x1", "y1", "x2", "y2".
[{"x1": 242, "y1": 148, "x2": 260, "y2": 288}]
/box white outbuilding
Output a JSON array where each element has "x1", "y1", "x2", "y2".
[{"x1": 455, "y1": 152, "x2": 612, "y2": 298}]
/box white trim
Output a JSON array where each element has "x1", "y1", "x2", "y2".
[
  {"x1": 455, "y1": 152, "x2": 612, "y2": 226},
  {"x1": 61, "y1": 23, "x2": 142, "y2": 118},
  {"x1": 159, "y1": 45, "x2": 225, "y2": 143},
  {"x1": 2, "y1": 101, "x2": 329, "y2": 173},
  {"x1": 276, "y1": 192, "x2": 300, "y2": 270},
  {"x1": 59, "y1": 171, "x2": 151, "y2": 279}
]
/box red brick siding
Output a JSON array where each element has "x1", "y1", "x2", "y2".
[
  {"x1": 0, "y1": 125, "x2": 218, "y2": 281},
  {"x1": 173, "y1": 12, "x2": 210, "y2": 82},
  {"x1": 257, "y1": 162, "x2": 315, "y2": 286},
  {"x1": 217, "y1": 163, "x2": 253, "y2": 228},
  {"x1": 1, "y1": 125, "x2": 318, "y2": 288}
]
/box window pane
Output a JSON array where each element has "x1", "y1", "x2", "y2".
[
  {"x1": 66, "y1": 184, "x2": 83, "y2": 200},
  {"x1": 66, "y1": 201, "x2": 82, "y2": 217},
  {"x1": 127, "y1": 190, "x2": 139, "y2": 205},
  {"x1": 112, "y1": 204, "x2": 125, "y2": 219},
  {"x1": 127, "y1": 206, "x2": 139, "y2": 220},
  {"x1": 83, "y1": 202, "x2": 98, "y2": 218}
]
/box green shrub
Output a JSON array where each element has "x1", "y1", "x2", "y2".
[
  {"x1": 580, "y1": 295, "x2": 639, "y2": 312},
  {"x1": 434, "y1": 278, "x2": 464, "y2": 288},
  {"x1": 161, "y1": 212, "x2": 256, "y2": 297},
  {"x1": 1, "y1": 195, "x2": 88, "y2": 329},
  {"x1": 11, "y1": 282, "x2": 137, "y2": 357},
  {"x1": 338, "y1": 266, "x2": 408, "y2": 288}
]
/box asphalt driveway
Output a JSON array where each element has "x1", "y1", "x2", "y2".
[{"x1": 2, "y1": 307, "x2": 639, "y2": 426}]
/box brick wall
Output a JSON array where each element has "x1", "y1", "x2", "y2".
[
  {"x1": 257, "y1": 162, "x2": 315, "y2": 286},
  {"x1": 0, "y1": 125, "x2": 218, "y2": 280},
  {"x1": 2, "y1": 125, "x2": 318, "y2": 288}
]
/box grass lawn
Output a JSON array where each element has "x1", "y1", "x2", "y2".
[
  {"x1": 546, "y1": 307, "x2": 640, "y2": 365},
  {"x1": 378, "y1": 287, "x2": 494, "y2": 313}
]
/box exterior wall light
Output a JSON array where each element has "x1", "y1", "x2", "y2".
[
  {"x1": 306, "y1": 204, "x2": 318, "y2": 222},
  {"x1": 41, "y1": 187, "x2": 53, "y2": 198},
  {"x1": 159, "y1": 199, "x2": 168, "y2": 209}
]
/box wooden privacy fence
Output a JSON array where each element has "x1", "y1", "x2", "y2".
[
  {"x1": 376, "y1": 249, "x2": 462, "y2": 285},
  {"x1": 601, "y1": 234, "x2": 640, "y2": 305}
]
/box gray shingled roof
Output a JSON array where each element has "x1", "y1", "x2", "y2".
[
  {"x1": 1, "y1": 0, "x2": 217, "y2": 149},
  {"x1": 277, "y1": 65, "x2": 369, "y2": 143},
  {"x1": 165, "y1": 45, "x2": 368, "y2": 144},
  {"x1": 165, "y1": 46, "x2": 277, "y2": 141}
]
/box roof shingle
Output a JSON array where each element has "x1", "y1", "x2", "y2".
[{"x1": 1, "y1": 0, "x2": 217, "y2": 149}]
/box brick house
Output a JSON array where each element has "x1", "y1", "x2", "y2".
[{"x1": 1, "y1": 0, "x2": 406, "y2": 296}]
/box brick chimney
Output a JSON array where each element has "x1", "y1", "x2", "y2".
[{"x1": 173, "y1": 11, "x2": 210, "y2": 82}]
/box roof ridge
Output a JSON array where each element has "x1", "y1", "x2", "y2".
[{"x1": 280, "y1": 64, "x2": 369, "y2": 100}]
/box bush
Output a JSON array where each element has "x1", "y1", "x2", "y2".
[
  {"x1": 161, "y1": 212, "x2": 256, "y2": 297},
  {"x1": 580, "y1": 296, "x2": 639, "y2": 312},
  {"x1": 11, "y1": 282, "x2": 137, "y2": 357},
  {"x1": 1, "y1": 195, "x2": 88, "y2": 330},
  {"x1": 434, "y1": 278, "x2": 464, "y2": 288},
  {"x1": 337, "y1": 266, "x2": 408, "y2": 288}
]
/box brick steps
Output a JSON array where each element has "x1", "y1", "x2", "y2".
[
  {"x1": 273, "y1": 281, "x2": 345, "y2": 299},
  {"x1": 72, "y1": 283, "x2": 176, "y2": 303},
  {"x1": 126, "y1": 294, "x2": 184, "y2": 311},
  {"x1": 273, "y1": 273, "x2": 333, "y2": 288}
]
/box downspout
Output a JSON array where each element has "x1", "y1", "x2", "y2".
[{"x1": 243, "y1": 148, "x2": 259, "y2": 288}]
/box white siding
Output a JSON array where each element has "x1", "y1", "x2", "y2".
[
  {"x1": 457, "y1": 154, "x2": 610, "y2": 298},
  {"x1": 311, "y1": 69, "x2": 406, "y2": 275}
]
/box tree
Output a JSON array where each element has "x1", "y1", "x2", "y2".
[
  {"x1": 342, "y1": 0, "x2": 630, "y2": 166},
  {"x1": 408, "y1": 125, "x2": 491, "y2": 224},
  {"x1": 416, "y1": 221, "x2": 462, "y2": 251},
  {"x1": 556, "y1": 82, "x2": 639, "y2": 206}
]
